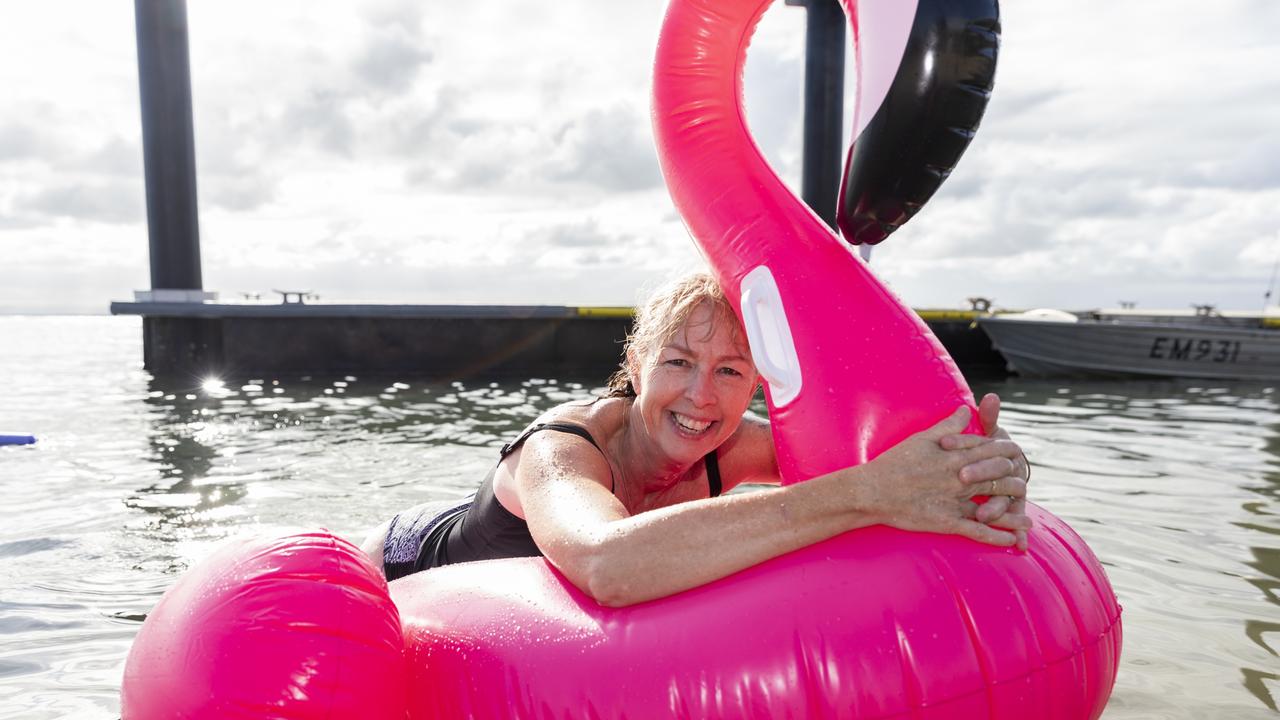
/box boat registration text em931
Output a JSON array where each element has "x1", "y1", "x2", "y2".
[{"x1": 1148, "y1": 337, "x2": 1242, "y2": 363}]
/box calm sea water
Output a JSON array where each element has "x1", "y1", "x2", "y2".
[{"x1": 0, "y1": 316, "x2": 1277, "y2": 719}]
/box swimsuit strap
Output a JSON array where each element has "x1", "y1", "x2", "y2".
[
  {"x1": 705, "y1": 450, "x2": 722, "y2": 497},
  {"x1": 500, "y1": 422, "x2": 614, "y2": 493}
]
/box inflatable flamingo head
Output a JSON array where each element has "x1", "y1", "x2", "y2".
[{"x1": 837, "y1": 0, "x2": 1001, "y2": 246}]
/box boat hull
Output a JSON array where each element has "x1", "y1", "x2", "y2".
[{"x1": 977, "y1": 317, "x2": 1280, "y2": 380}]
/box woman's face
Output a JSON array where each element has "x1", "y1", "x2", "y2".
[{"x1": 630, "y1": 302, "x2": 757, "y2": 466}]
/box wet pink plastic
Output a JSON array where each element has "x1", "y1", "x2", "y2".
[
  {"x1": 120, "y1": 532, "x2": 407, "y2": 719},
  {"x1": 393, "y1": 506, "x2": 1121, "y2": 719},
  {"x1": 122, "y1": 1, "x2": 1121, "y2": 717},
  {"x1": 654, "y1": 0, "x2": 982, "y2": 483},
  {"x1": 392, "y1": 0, "x2": 1119, "y2": 717}
]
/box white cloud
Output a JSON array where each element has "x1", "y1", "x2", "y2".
[{"x1": 0, "y1": 0, "x2": 1277, "y2": 315}]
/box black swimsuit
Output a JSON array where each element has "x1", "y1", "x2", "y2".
[{"x1": 382, "y1": 422, "x2": 722, "y2": 581}]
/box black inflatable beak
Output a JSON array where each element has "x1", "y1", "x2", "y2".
[{"x1": 837, "y1": 0, "x2": 1000, "y2": 246}]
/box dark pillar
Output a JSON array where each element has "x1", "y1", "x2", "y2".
[
  {"x1": 787, "y1": 0, "x2": 846, "y2": 229},
  {"x1": 134, "y1": 0, "x2": 219, "y2": 381},
  {"x1": 134, "y1": 0, "x2": 202, "y2": 290}
]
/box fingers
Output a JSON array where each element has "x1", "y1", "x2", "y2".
[
  {"x1": 978, "y1": 393, "x2": 1001, "y2": 436},
  {"x1": 1013, "y1": 496, "x2": 1030, "y2": 551},
  {"x1": 924, "y1": 406, "x2": 973, "y2": 439},
  {"x1": 965, "y1": 475, "x2": 1028, "y2": 500},
  {"x1": 976, "y1": 494, "x2": 1011, "y2": 523},
  {"x1": 955, "y1": 439, "x2": 1027, "y2": 479},
  {"x1": 956, "y1": 518, "x2": 1017, "y2": 547},
  {"x1": 938, "y1": 432, "x2": 989, "y2": 451},
  {"x1": 959, "y1": 456, "x2": 1019, "y2": 485},
  {"x1": 981, "y1": 499, "x2": 1033, "y2": 528},
  {"x1": 980, "y1": 497, "x2": 1033, "y2": 552},
  {"x1": 955, "y1": 511, "x2": 1033, "y2": 550}
]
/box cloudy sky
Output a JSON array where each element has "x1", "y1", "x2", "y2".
[{"x1": 1, "y1": 0, "x2": 1278, "y2": 314}]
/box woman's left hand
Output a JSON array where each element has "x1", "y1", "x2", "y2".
[{"x1": 938, "y1": 393, "x2": 1032, "y2": 551}]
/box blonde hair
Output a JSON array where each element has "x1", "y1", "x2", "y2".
[{"x1": 604, "y1": 271, "x2": 745, "y2": 397}]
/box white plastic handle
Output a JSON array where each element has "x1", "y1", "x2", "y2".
[{"x1": 739, "y1": 265, "x2": 802, "y2": 407}]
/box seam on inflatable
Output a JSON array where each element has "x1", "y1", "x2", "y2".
[
  {"x1": 790, "y1": 620, "x2": 819, "y2": 720},
  {"x1": 869, "y1": 616, "x2": 1123, "y2": 720},
  {"x1": 1026, "y1": 539, "x2": 1094, "y2": 707},
  {"x1": 922, "y1": 537, "x2": 1125, "y2": 720},
  {"x1": 1002, "y1": 561, "x2": 1053, "y2": 710},
  {"x1": 1040, "y1": 522, "x2": 1125, "y2": 719},
  {"x1": 892, "y1": 616, "x2": 926, "y2": 717},
  {"x1": 324, "y1": 533, "x2": 343, "y2": 719},
  {"x1": 929, "y1": 549, "x2": 997, "y2": 717},
  {"x1": 1041, "y1": 521, "x2": 1119, "y2": 618}
]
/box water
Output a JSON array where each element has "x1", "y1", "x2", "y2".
[{"x1": 1, "y1": 316, "x2": 1277, "y2": 718}]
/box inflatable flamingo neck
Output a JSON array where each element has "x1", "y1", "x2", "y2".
[
  {"x1": 653, "y1": 0, "x2": 822, "y2": 288},
  {"x1": 653, "y1": 0, "x2": 980, "y2": 483}
]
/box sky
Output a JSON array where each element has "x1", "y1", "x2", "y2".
[{"x1": 1, "y1": 0, "x2": 1278, "y2": 315}]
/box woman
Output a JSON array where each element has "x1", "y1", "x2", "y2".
[{"x1": 361, "y1": 272, "x2": 1031, "y2": 606}]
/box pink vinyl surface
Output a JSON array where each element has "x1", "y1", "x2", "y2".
[
  {"x1": 392, "y1": 505, "x2": 1120, "y2": 719},
  {"x1": 121, "y1": 533, "x2": 408, "y2": 718},
  {"x1": 653, "y1": 0, "x2": 981, "y2": 485},
  {"x1": 120, "y1": 1, "x2": 1121, "y2": 717}
]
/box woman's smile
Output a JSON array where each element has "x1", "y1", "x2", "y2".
[{"x1": 670, "y1": 411, "x2": 716, "y2": 437}]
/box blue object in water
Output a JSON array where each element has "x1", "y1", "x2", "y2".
[{"x1": 0, "y1": 433, "x2": 36, "y2": 446}]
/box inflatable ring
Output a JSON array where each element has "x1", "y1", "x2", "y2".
[
  {"x1": 122, "y1": 1, "x2": 1121, "y2": 718},
  {"x1": 122, "y1": 532, "x2": 407, "y2": 717}
]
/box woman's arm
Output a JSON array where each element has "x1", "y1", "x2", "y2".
[
  {"x1": 516, "y1": 406, "x2": 1030, "y2": 607},
  {"x1": 723, "y1": 395, "x2": 1032, "y2": 539}
]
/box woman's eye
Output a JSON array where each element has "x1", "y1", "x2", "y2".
[
  {"x1": 718, "y1": 367, "x2": 743, "y2": 377},
  {"x1": 666, "y1": 358, "x2": 689, "y2": 367}
]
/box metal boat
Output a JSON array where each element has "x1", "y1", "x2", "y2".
[{"x1": 976, "y1": 307, "x2": 1280, "y2": 380}]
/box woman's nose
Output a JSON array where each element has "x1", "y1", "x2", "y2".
[{"x1": 686, "y1": 370, "x2": 716, "y2": 406}]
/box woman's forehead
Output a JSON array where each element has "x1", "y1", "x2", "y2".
[{"x1": 664, "y1": 308, "x2": 748, "y2": 356}]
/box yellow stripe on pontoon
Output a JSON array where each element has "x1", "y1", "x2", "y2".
[
  {"x1": 915, "y1": 310, "x2": 981, "y2": 321},
  {"x1": 576, "y1": 306, "x2": 635, "y2": 318}
]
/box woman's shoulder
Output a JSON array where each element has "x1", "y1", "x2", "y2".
[
  {"x1": 715, "y1": 411, "x2": 779, "y2": 487},
  {"x1": 720, "y1": 410, "x2": 770, "y2": 449},
  {"x1": 532, "y1": 396, "x2": 629, "y2": 443}
]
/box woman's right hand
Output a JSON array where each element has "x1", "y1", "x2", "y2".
[{"x1": 860, "y1": 406, "x2": 1030, "y2": 548}]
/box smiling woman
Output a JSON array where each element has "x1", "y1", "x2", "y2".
[{"x1": 360, "y1": 269, "x2": 1033, "y2": 606}]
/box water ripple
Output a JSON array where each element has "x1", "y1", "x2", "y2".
[{"x1": 3, "y1": 320, "x2": 1280, "y2": 717}]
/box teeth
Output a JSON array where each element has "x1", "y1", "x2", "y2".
[{"x1": 673, "y1": 413, "x2": 712, "y2": 433}]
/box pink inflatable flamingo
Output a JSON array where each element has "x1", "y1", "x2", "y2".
[
  {"x1": 121, "y1": 1, "x2": 1122, "y2": 718},
  {"x1": 655, "y1": 0, "x2": 985, "y2": 481}
]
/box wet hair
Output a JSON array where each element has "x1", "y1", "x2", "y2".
[{"x1": 603, "y1": 271, "x2": 746, "y2": 397}]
